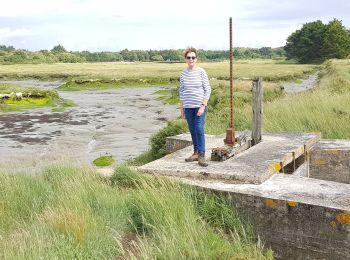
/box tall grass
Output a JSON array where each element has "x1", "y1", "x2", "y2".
[
  {"x1": 0, "y1": 164, "x2": 272, "y2": 259},
  {"x1": 0, "y1": 165, "x2": 127, "y2": 259},
  {"x1": 263, "y1": 59, "x2": 350, "y2": 139},
  {"x1": 202, "y1": 59, "x2": 350, "y2": 139}
]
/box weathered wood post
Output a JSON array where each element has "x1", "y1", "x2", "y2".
[{"x1": 252, "y1": 78, "x2": 263, "y2": 146}]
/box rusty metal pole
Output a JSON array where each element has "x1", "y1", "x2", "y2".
[{"x1": 224, "y1": 17, "x2": 235, "y2": 146}]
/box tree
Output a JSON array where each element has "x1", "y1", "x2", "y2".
[
  {"x1": 151, "y1": 54, "x2": 164, "y2": 61},
  {"x1": 259, "y1": 47, "x2": 272, "y2": 58},
  {"x1": 284, "y1": 20, "x2": 326, "y2": 63},
  {"x1": 322, "y1": 19, "x2": 350, "y2": 59},
  {"x1": 0, "y1": 45, "x2": 15, "y2": 52},
  {"x1": 51, "y1": 44, "x2": 67, "y2": 53}
]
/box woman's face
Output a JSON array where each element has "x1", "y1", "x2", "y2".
[{"x1": 185, "y1": 51, "x2": 197, "y2": 69}]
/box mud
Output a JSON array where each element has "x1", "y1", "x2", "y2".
[
  {"x1": 0, "y1": 82, "x2": 178, "y2": 172},
  {"x1": 0, "y1": 80, "x2": 63, "y2": 89},
  {"x1": 282, "y1": 73, "x2": 318, "y2": 94}
]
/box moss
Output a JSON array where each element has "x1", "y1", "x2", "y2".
[{"x1": 93, "y1": 155, "x2": 115, "y2": 167}]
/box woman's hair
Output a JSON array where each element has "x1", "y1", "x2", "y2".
[{"x1": 184, "y1": 47, "x2": 197, "y2": 58}]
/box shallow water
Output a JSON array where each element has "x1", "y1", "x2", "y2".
[{"x1": 0, "y1": 81, "x2": 178, "y2": 172}]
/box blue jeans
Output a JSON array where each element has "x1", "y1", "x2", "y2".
[{"x1": 184, "y1": 107, "x2": 207, "y2": 154}]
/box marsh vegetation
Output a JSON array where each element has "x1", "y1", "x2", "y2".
[
  {"x1": 1, "y1": 58, "x2": 349, "y2": 259},
  {"x1": 0, "y1": 84, "x2": 75, "y2": 112}
]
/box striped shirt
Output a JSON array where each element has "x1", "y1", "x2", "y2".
[{"x1": 179, "y1": 67, "x2": 211, "y2": 108}]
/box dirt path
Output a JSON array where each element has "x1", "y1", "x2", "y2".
[
  {"x1": 0, "y1": 82, "x2": 178, "y2": 173},
  {"x1": 282, "y1": 72, "x2": 318, "y2": 94}
]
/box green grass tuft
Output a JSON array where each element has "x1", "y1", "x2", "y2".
[{"x1": 93, "y1": 155, "x2": 115, "y2": 167}]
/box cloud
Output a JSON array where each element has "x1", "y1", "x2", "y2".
[
  {"x1": 0, "y1": 27, "x2": 36, "y2": 39},
  {"x1": 0, "y1": 0, "x2": 349, "y2": 51}
]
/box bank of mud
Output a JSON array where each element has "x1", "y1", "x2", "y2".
[{"x1": 0, "y1": 82, "x2": 178, "y2": 173}]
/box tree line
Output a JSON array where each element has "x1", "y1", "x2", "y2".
[
  {"x1": 1, "y1": 18, "x2": 349, "y2": 64},
  {"x1": 0, "y1": 44, "x2": 286, "y2": 64}
]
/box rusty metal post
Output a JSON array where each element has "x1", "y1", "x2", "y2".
[{"x1": 224, "y1": 17, "x2": 235, "y2": 146}]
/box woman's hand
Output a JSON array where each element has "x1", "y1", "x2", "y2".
[
  {"x1": 181, "y1": 108, "x2": 186, "y2": 119},
  {"x1": 197, "y1": 105, "x2": 205, "y2": 116}
]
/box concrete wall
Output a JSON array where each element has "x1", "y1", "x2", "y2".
[
  {"x1": 310, "y1": 140, "x2": 350, "y2": 184},
  {"x1": 165, "y1": 134, "x2": 350, "y2": 258},
  {"x1": 219, "y1": 190, "x2": 350, "y2": 259},
  {"x1": 165, "y1": 134, "x2": 192, "y2": 153}
]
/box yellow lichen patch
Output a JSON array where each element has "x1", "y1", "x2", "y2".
[
  {"x1": 312, "y1": 159, "x2": 326, "y2": 166},
  {"x1": 268, "y1": 162, "x2": 282, "y2": 173},
  {"x1": 287, "y1": 201, "x2": 298, "y2": 207},
  {"x1": 330, "y1": 221, "x2": 337, "y2": 228},
  {"x1": 265, "y1": 198, "x2": 281, "y2": 209},
  {"x1": 336, "y1": 212, "x2": 350, "y2": 225}
]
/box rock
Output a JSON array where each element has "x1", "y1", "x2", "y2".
[{"x1": 15, "y1": 92, "x2": 23, "y2": 100}]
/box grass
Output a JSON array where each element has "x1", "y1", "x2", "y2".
[
  {"x1": 0, "y1": 60, "x2": 317, "y2": 83},
  {"x1": 93, "y1": 155, "x2": 115, "y2": 167},
  {"x1": 0, "y1": 84, "x2": 75, "y2": 112},
  {"x1": 0, "y1": 164, "x2": 273, "y2": 259},
  {"x1": 199, "y1": 59, "x2": 350, "y2": 139},
  {"x1": 262, "y1": 59, "x2": 350, "y2": 139},
  {"x1": 57, "y1": 78, "x2": 172, "y2": 91}
]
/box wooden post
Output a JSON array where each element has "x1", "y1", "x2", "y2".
[{"x1": 252, "y1": 78, "x2": 263, "y2": 146}]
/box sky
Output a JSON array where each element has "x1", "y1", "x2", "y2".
[{"x1": 0, "y1": 0, "x2": 349, "y2": 52}]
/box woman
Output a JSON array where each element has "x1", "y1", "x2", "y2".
[{"x1": 180, "y1": 47, "x2": 211, "y2": 167}]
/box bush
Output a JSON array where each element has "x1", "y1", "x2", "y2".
[{"x1": 150, "y1": 119, "x2": 186, "y2": 159}]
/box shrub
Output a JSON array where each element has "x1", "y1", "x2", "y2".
[{"x1": 150, "y1": 119, "x2": 186, "y2": 159}]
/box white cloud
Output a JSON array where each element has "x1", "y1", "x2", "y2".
[
  {"x1": 0, "y1": 27, "x2": 35, "y2": 39},
  {"x1": 0, "y1": 0, "x2": 349, "y2": 50}
]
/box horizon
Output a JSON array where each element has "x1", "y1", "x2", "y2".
[
  {"x1": 2, "y1": 44, "x2": 286, "y2": 52},
  {"x1": 0, "y1": 0, "x2": 349, "y2": 52}
]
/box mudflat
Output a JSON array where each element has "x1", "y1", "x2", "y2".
[{"x1": 0, "y1": 83, "x2": 178, "y2": 173}]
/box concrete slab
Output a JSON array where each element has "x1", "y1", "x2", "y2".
[
  {"x1": 182, "y1": 174, "x2": 350, "y2": 210},
  {"x1": 138, "y1": 132, "x2": 320, "y2": 184}
]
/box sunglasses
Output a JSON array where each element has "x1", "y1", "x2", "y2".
[{"x1": 186, "y1": 56, "x2": 197, "y2": 60}]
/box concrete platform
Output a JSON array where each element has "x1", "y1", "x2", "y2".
[
  {"x1": 138, "y1": 132, "x2": 350, "y2": 258},
  {"x1": 139, "y1": 132, "x2": 320, "y2": 184}
]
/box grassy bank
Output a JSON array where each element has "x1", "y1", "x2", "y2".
[
  {"x1": 0, "y1": 164, "x2": 272, "y2": 259},
  {"x1": 208, "y1": 60, "x2": 349, "y2": 139},
  {"x1": 263, "y1": 59, "x2": 350, "y2": 139},
  {"x1": 0, "y1": 60, "x2": 317, "y2": 86},
  {"x1": 178, "y1": 59, "x2": 349, "y2": 139},
  {"x1": 0, "y1": 84, "x2": 75, "y2": 112}
]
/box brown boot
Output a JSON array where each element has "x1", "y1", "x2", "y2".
[
  {"x1": 185, "y1": 152, "x2": 199, "y2": 162},
  {"x1": 198, "y1": 154, "x2": 208, "y2": 167}
]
